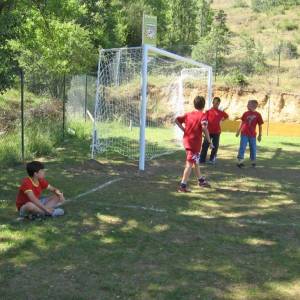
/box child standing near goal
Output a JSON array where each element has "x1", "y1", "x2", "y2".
[
  {"x1": 236, "y1": 100, "x2": 264, "y2": 168},
  {"x1": 16, "y1": 161, "x2": 65, "y2": 218},
  {"x1": 200, "y1": 96, "x2": 229, "y2": 164},
  {"x1": 175, "y1": 96, "x2": 213, "y2": 192}
]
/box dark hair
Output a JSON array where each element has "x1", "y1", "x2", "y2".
[
  {"x1": 26, "y1": 161, "x2": 44, "y2": 177},
  {"x1": 194, "y1": 96, "x2": 205, "y2": 110},
  {"x1": 213, "y1": 97, "x2": 221, "y2": 103}
]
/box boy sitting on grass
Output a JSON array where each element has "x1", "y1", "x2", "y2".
[
  {"x1": 16, "y1": 161, "x2": 65, "y2": 218},
  {"x1": 175, "y1": 96, "x2": 213, "y2": 192}
]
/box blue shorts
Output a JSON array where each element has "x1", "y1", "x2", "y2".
[{"x1": 19, "y1": 197, "x2": 48, "y2": 217}]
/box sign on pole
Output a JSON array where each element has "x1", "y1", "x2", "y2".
[{"x1": 142, "y1": 13, "x2": 157, "y2": 46}]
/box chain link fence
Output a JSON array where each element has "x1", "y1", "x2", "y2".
[{"x1": 0, "y1": 73, "x2": 97, "y2": 166}]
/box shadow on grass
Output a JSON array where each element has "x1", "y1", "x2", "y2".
[{"x1": 0, "y1": 136, "x2": 300, "y2": 299}]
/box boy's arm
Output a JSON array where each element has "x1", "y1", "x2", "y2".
[
  {"x1": 175, "y1": 118, "x2": 185, "y2": 132},
  {"x1": 25, "y1": 191, "x2": 53, "y2": 214},
  {"x1": 236, "y1": 121, "x2": 243, "y2": 137},
  {"x1": 257, "y1": 124, "x2": 262, "y2": 142},
  {"x1": 47, "y1": 184, "x2": 65, "y2": 201},
  {"x1": 202, "y1": 123, "x2": 213, "y2": 148},
  {"x1": 222, "y1": 111, "x2": 229, "y2": 121}
]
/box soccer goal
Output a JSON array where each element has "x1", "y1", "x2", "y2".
[{"x1": 91, "y1": 44, "x2": 213, "y2": 170}]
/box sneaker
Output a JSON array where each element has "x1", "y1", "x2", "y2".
[
  {"x1": 237, "y1": 163, "x2": 245, "y2": 168},
  {"x1": 251, "y1": 163, "x2": 256, "y2": 168},
  {"x1": 51, "y1": 208, "x2": 65, "y2": 217},
  {"x1": 198, "y1": 177, "x2": 211, "y2": 188},
  {"x1": 178, "y1": 186, "x2": 191, "y2": 193}
]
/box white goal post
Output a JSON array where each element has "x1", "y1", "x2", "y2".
[{"x1": 91, "y1": 44, "x2": 213, "y2": 171}]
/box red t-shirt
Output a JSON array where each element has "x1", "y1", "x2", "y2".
[
  {"x1": 16, "y1": 177, "x2": 49, "y2": 210},
  {"x1": 176, "y1": 110, "x2": 207, "y2": 152},
  {"x1": 206, "y1": 108, "x2": 228, "y2": 134},
  {"x1": 240, "y1": 111, "x2": 264, "y2": 137}
]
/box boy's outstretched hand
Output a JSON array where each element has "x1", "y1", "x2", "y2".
[
  {"x1": 257, "y1": 134, "x2": 262, "y2": 142},
  {"x1": 235, "y1": 132, "x2": 240, "y2": 137}
]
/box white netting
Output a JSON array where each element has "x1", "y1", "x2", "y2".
[
  {"x1": 66, "y1": 74, "x2": 97, "y2": 122},
  {"x1": 92, "y1": 46, "x2": 212, "y2": 163}
]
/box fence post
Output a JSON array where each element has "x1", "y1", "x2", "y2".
[
  {"x1": 62, "y1": 74, "x2": 66, "y2": 140},
  {"x1": 84, "y1": 74, "x2": 88, "y2": 122},
  {"x1": 20, "y1": 69, "x2": 25, "y2": 161},
  {"x1": 267, "y1": 95, "x2": 271, "y2": 136}
]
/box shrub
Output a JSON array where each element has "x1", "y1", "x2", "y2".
[
  {"x1": 279, "y1": 20, "x2": 298, "y2": 31},
  {"x1": 225, "y1": 69, "x2": 249, "y2": 87},
  {"x1": 273, "y1": 41, "x2": 298, "y2": 59},
  {"x1": 233, "y1": 0, "x2": 249, "y2": 8},
  {"x1": 0, "y1": 133, "x2": 20, "y2": 166}
]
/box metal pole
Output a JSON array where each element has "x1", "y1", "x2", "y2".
[
  {"x1": 20, "y1": 69, "x2": 25, "y2": 161},
  {"x1": 277, "y1": 42, "x2": 281, "y2": 86},
  {"x1": 84, "y1": 74, "x2": 88, "y2": 122},
  {"x1": 62, "y1": 74, "x2": 66, "y2": 140},
  {"x1": 139, "y1": 44, "x2": 148, "y2": 171},
  {"x1": 207, "y1": 66, "x2": 213, "y2": 108},
  {"x1": 267, "y1": 95, "x2": 271, "y2": 136}
]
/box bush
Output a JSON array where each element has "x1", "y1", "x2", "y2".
[
  {"x1": 225, "y1": 69, "x2": 248, "y2": 88},
  {"x1": 239, "y1": 35, "x2": 267, "y2": 74},
  {"x1": 279, "y1": 20, "x2": 298, "y2": 31},
  {"x1": 273, "y1": 41, "x2": 298, "y2": 59},
  {"x1": 233, "y1": 0, "x2": 249, "y2": 8},
  {"x1": 0, "y1": 133, "x2": 20, "y2": 166}
]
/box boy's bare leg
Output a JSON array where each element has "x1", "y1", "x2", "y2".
[
  {"x1": 193, "y1": 163, "x2": 201, "y2": 179},
  {"x1": 181, "y1": 161, "x2": 193, "y2": 184},
  {"x1": 44, "y1": 195, "x2": 64, "y2": 209},
  {"x1": 20, "y1": 202, "x2": 45, "y2": 216}
]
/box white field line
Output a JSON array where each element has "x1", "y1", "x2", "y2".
[
  {"x1": 64, "y1": 178, "x2": 122, "y2": 203},
  {"x1": 237, "y1": 218, "x2": 300, "y2": 228},
  {"x1": 64, "y1": 178, "x2": 166, "y2": 213}
]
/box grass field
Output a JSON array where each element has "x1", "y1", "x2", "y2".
[{"x1": 0, "y1": 133, "x2": 300, "y2": 299}]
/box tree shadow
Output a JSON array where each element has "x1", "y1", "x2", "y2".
[{"x1": 1, "y1": 137, "x2": 300, "y2": 299}]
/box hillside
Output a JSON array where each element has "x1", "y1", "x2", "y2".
[{"x1": 211, "y1": 0, "x2": 300, "y2": 94}]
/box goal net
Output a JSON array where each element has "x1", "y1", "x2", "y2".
[{"x1": 91, "y1": 45, "x2": 212, "y2": 170}]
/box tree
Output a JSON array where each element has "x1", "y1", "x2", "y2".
[
  {"x1": 9, "y1": 13, "x2": 95, "y2": 96},
  {"x1": 167, "y1": 0, "x2": 198, "y2": 54},
  {"x1": 192, "y1": 10, "x2": 231, "y2": 76},
  {"x1": 239, "y1": 34, "x2": 266, "y2": 74},
  {"x1": 198, "y1": 0, "x2": 214, "y2": 38},
  {"x1": 0, "y1": 1, "x2": 24, "y2": 93}
]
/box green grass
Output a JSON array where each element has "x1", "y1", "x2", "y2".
[{"x1": 0, "y1": 133, "x2": 300, "y2": 299}]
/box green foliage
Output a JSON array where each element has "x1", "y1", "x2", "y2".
[
  {"x1": 239, "y1": 34, "x2": 266, "y2": 74},
  {"x1": 198, "y1": 0, "x2": 214, "y2": 37},
  {"x1": 251, "y1": 0, "x2": 300, "y2": 12},
  {"x1": 192, "y1": 10, "x2": 231, "y2": 74},
  {"x1": 233, "y1": 0, "x2": 249, "y2": 8},
  {"x1": 224, "y1": 69, "x2": 249, "y2": 87},
  {"x1": 0, "y1": 1, "x2": 23, "y2": 93},
  {"x1": 168, "y1": 0, "x2": 199, "y2": 54},
  {"x1": 273, "y1": 41, "x2": 299, "y2": 59},
  {"x1": 279, "y1": 19, "x2": 299, "y2": 31},
  {"x1": 0, "y1": 132, "x2": 20, "y2": 166}
]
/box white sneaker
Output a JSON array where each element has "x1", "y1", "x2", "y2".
[{"x1": 52, "y1": 208, "x2": 64, "y2": 217}]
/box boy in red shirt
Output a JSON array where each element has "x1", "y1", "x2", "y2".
[
  {"x1": 236, "y1": 100, "x2": 264, "y2": 168},
  {"x1": 175, "y1": 96, "x2": 213, "y2": 192},
  {"x1": 200, "y1": 97, "x2": 228, "y2": 164},
  {"x1": 16, "y1": 161, "x2": 65, "y2": 218}
]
